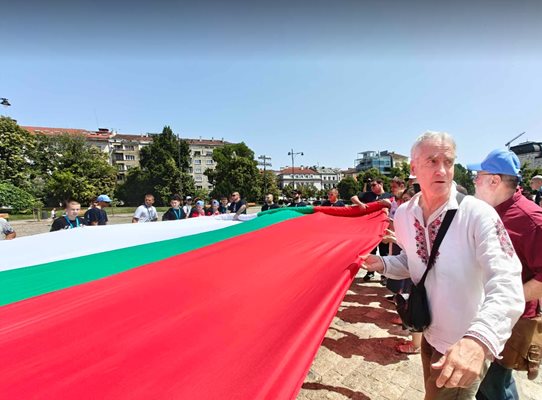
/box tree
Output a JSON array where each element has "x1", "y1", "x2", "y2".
[
  {"x1": 117, "y1": 126, "x2": 194, "y2": 206},
  {"x1": 259, "y1": 170, "x2": 280, "y2": 202},
  {"x1": 32, "y1": 133, "x2": 117, "y2": 205},
  {"x1": 389, "y1": 162, "x2": 411, "y2": 181},
  {"x1": 337, "y1": 176, "x2": 360, "y2": 201},
  {"x1": 454, "y1": 164, "x2": 474, "y2": 195},
  {"x1": 0, "y1": 117, "x2": 36, "y2": 190},
  {"x1": 0, "y1": 182, "x2": 37, "y2": 213},
  {"x1": 205, "y1": 142, "x2": 260, "y2": 201}
]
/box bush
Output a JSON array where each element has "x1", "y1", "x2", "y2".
[{"x1": 0, "y1": 182, "x2": 37, "y2": 213}]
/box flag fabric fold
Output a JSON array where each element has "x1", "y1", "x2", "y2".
[{"x1": 0, "y1": 208, "x2": 388, "y2": 399}]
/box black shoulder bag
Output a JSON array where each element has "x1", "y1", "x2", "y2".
[{"x1": 395, "y1": 209, "x2": 458, "y2": 331}]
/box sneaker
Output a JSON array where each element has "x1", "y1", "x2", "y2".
[{"x1": 363, "y1": 272, "x2": 375, "y2": 282}]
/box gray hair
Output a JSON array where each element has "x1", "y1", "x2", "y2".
[{"x1": 411, "y1": 131, "x2": 456, "y2": 161}]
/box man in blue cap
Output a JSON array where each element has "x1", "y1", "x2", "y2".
[
  {"x1": 84, "y1": 194, "x2": 111, "y2": 226},
  {"x1": 469, "y1": 149, "x2": 542, "y2": 399}
]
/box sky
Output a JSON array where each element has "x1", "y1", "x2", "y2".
[{"x1": 2, "y1": 0, "x2": 542, "y2": 170}]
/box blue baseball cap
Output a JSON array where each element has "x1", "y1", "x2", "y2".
[
  {"x1": 97, "y1": 194, "x2": 112, "y2": 203},
  {"x1": 467, "y1": 149, "x2": 521, "y2": 178},
  {"x1": 196, "y1": 200, "x2": 204, "y2": 207}
]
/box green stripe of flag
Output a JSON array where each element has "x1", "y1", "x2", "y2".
[{"x1": 0, "y1": 211, "x2": 303, "y2": 306}]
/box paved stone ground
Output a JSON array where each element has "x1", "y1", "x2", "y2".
[
  {"x1": 298, "y1": 274, "x2": 542, "y2": 400},
  {"x1": 7, "y1": 216, "x2": 542, "y2": 399}
]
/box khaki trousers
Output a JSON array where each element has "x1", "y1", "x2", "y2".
[{"x1": 421, "y1": 336, "x2": 490, "y2": 400}]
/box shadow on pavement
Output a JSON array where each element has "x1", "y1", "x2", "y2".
[
  {"x1": 301, "y1": 382, "x2": 370, "y2": 400},
  {"x1": 322, "y1": 327, "x2": 409, "y2": 365}
]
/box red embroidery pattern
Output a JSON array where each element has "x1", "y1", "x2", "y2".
[
  {"x1": 496, "y1": 220, "x2": 515, "y2": 257},
  {"x1": 414, "y1": 215, "x2": 443, "y2": 265}
]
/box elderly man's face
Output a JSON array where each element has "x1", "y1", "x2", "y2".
[
  {"x1": 474, "y1": 172, "x2": 497, "y2": 204},
  {"x1": 411, "y1": 140, "x2": 455, "y2": 202}
]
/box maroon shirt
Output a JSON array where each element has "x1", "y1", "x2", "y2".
[{"x1": 495, "y1": 190, "x2": 542, "y2": 318}]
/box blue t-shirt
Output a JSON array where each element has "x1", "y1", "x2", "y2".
[{"x1": 84, "y1": 208, "x2": 108, "y2": 225}]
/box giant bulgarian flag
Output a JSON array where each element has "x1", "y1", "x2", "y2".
[{"x1": 0, "y1": 205, "x2": 388, "y2": 399}]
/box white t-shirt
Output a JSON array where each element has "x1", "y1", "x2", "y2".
[
  {"x1": 133, "y1": 205, "x2": 158, "y2": 223},
  {"x1": 0, "y1": 218, "x2": 14, "y2": 239}
]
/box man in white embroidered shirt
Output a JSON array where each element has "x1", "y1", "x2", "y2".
[{"x1": 361, "y1": 131, "x2": 524, "y2": 399}]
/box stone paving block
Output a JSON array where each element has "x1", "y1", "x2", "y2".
[
  {"x1": 378, "y1": 382, "x2": 407, "y2": 400},
  {"x1": 340, "y1": 368, "x2": 371, "y2": 392}
]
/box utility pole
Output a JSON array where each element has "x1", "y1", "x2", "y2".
[
  {"x1": 258, "y1": 155, "x2": 272, "y2": 196},
  {"x1": 288, "y1": 149, "x2": 303, "y2": 190}
]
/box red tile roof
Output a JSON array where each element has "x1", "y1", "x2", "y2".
[
  {"x1": 185, "y1": 138, "x2": 231, "y2": 146},
  {"x1": 279, "y1": 167, "x2": 318, "y2": 175},
  {"x1": 23, "y1": 126, "x2": 101, "y2": 136}
]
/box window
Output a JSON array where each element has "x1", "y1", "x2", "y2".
[
  {"x1": 114, "y1": 154, "x2": 123, "y2": 161},
  {"x1": 124, "y1": 145, "x2": 135, "y2": 151},
  {"x1": 194, "y1": 160, "x2": 202, "y2": 165},
  {"x1": 193, "y1": 151, "x2": 201, "y2": 157},
  {"x1": 125, "y1": 155, "x2": 135, "y2": 161},
  {"x1": 195, "y1": 167, "x2": 202, "y2": 173},
  {"x1": 195, "y1": 175, "x2": 203, "y2": 182},
  {"x1": 117, "y1": 164, "x2": 125, "y2": 171},
  {"x1": 206, "y1": 151, "x2": 213, "y2": 157},
  {"x1": 206, "y1": 160, "x2": 213, "y2": 165}
]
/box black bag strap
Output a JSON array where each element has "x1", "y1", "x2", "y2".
[{"x1": 418, "y1": 208, "x2": 458, "y2": 286}]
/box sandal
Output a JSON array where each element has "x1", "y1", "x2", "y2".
[{"x1": 396, "y1": 343, "x2": 421, "y2": 354}]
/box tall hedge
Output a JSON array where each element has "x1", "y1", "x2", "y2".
[{"x1": 0, "y1": 182, "x2": 37, "y2": 213}]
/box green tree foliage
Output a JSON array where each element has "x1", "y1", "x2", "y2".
[
  {"x1": 116, "y1": 126, "x2": 194, "y2": 206},
  {"x1": 205, "y1": 142, "x2": 260, "y2": 201},
  {"x1": 337, "y1": 176, "x2": 360, "y2": 201},
  {"x1": 0, "y1": 117, "x2": 36, "y2": 190},
  {"x1": 32, "y1": 134, "x2": 117, "y2": 205},
  {"x1": 454, "y1": 164, "x2": 474, "y2": 194},
  {"x1": 0, "y1": 182, "x2": 37, "y2": 213},
  {"x1": 259, "y1": 170, "x2": 280, "y2": 202},
  {"x1": 389, "y1": 162, "x2": 411, "y2": 181}
]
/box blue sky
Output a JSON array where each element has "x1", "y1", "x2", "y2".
[{"x1": 2, "y1": 0, "x2": 542, "y2": 170}]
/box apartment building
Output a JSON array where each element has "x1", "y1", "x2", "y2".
[
  {"x1": 110, "y1": 134, "x2": 152, "y2": 182},
  {"x1": 511, "y1": 141, "x2": 542, "y2": 169},
  {"x1": 354, "y1": 150, "x2": 408, "y2": 175},
  {"x1": 186, "y1": 138, "x2": 230, "y2": 190}
]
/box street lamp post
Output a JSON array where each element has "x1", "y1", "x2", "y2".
[{"x1": 288, "y1": 148, "x2": 303, "y2": 190}]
